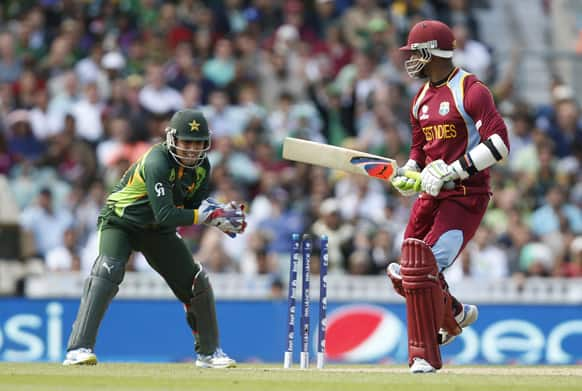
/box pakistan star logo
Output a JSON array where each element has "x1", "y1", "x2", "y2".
[{"x1": 189, "y1": 120, "x2": 200, "y2": 132}]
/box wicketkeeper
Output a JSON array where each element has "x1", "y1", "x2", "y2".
[
  {"x1": 387, "y1": 20, "x2": 510, "y2": 373},
  {"x1": 63, "y1": 109, "x2": 246, "y2": 368}
]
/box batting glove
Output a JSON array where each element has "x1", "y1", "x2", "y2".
[
  {"x1": 420, "y1": 159, "x2": 459, "y2": 197},
  {"x1": 391, "y1": 159, "x2": 421, "y2": 197}
]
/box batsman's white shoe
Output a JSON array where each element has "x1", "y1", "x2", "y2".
[
  {"x1": 195, "y1": 348, "x2": 236, "y2": 368},
  {"x1": 62, "y1": 348, "x2": 98, "y2": 366},
  {"x1": 410, "y1": 357, "x2": 436, "y2": 374},
  {"x1": 439, "y1": 304, "x2": 479, "y2": 346}
]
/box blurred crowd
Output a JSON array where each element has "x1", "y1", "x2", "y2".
[{"x1": 0, "y1": 0, "x2": 580, "y2": 289}]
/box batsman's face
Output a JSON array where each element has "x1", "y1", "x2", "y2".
[
  {"x1": 404, "y1": 50, "x2": 430, "y2": 79},
  {"x1": 175, "y1": 139, "x2": 206, "y2": 166}
]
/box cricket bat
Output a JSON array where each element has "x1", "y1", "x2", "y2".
[{"x1": 282, "y1": 137, "x2": 420, "y2": 182}]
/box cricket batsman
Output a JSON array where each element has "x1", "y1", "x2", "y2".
[
  {"x1": 387, "y1": 20, "x2": 510, "y2": 373},
  {"x1": 63, "y1": 109, "x2": 246, "y2": 368}
]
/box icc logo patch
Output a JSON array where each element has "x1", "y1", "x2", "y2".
[
  {"x1": 439, "y1": 101, "x2": 450, "y2": 116},
  {"x1": 420, "y1": 105, "x2": 429, "y2": 120}
]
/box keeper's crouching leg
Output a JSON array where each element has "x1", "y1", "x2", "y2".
[
  {"x1": 67, "y1": 255, "x2": 125, "y2": 350},
  {"x1": 184, "y1": 265, "x2": 219, "y2": 356}
]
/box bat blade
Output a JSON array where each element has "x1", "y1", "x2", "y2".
[{"x1": 282, "y1": 137, "x2": 399, "y2": 181}]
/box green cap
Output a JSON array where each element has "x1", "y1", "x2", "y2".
[{"x1": 168, "y1": 109, "x2": 210, "y2": 141}]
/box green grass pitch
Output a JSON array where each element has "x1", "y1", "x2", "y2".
[{"x1": 1, "y1": 363, "x2": 581, "y2": 391}]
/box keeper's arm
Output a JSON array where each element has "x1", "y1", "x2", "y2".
[{"x1": 143, "y1": 156, "x2": 198, "y2": 227}]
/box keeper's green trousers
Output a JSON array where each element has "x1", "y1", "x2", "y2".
[
  {"x1": 98, "y1": 221, "x2": 199, "y2": 303},
  {"x1": 66, "y1": 214, "x2": 220, "y2": 355}
]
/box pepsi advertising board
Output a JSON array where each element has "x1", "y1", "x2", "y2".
[{"x1": 1, "y1": 299, "x2": 582, "y2": 364}]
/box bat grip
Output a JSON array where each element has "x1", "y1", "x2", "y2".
[{"x1": 398, "y1": 169, "x2": 455, "y2": 190}]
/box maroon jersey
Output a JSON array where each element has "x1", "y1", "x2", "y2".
[{"x1": 408, "y1": 68, "x2": 508, "y2": 194}]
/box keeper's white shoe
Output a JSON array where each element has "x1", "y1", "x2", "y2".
[
  {"x1": 195, "y1": 348, "x2": 236, "y2": 368},
  {"x1": 439, "y1": 304, "x2": 479, "y2": 345},
  {"x1": 410, "y1": 357, "x2": 436, "y2": 374},
  {"x1": 62, "y1": 348, "x2": 98, "y2": 366}
]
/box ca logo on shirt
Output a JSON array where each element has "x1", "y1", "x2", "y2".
[
  {"x1": 154, "y1": 182, "x2": 165, "y2": 197},
  {"x1": 439, "y1": 101, "x2": 450, "y2": 116}
]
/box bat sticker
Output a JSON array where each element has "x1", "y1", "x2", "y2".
[{"x1": 350, "y1": 157, "x2": 395, "y2": 180}]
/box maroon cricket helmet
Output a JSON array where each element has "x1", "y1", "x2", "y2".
[
  {"x1": 399, "y1": 20, "x2": 455, "y2": 78},
  {"x1": 399, "y1": 20, "x2": 455, "y2": 59}
]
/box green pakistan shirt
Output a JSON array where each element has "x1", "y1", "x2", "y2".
[{"x1": 102, "y1": 143, "x2": 210, "y2": 229}]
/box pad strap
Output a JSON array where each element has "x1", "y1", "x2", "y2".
[
  {"x1": 439, "y1": 274, "x2": 462, "y2": 337},
  {"x1": 386, "y1": 263, "x2": 405, "y2": 298}
]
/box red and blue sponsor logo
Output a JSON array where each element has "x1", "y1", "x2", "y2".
[{"x1": 324, "y1": 305, "x2": 405, "y2": 362}]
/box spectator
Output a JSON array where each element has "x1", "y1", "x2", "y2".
[
  {"x1": 310, "y1": 197, "x2": 354, "y2": 273},
  {"x1": 557, "y1": 236, "x2": 582, "y2": 277},
  {"x1": 75, "y1": 40, "x2": 105, "y2": 90},
  {"x1": 97, "y1": 117, "x2": 150, "y2": 168},
  {"x1": 38, "y1": 36, "x2": 75, "y2": 78},
  {"x1": 307, "y1": 81, "x2": 356, "y2": 146},
  {"x1": 20, "y1": 187, "x2": 73, "y2": 257},
  {"x1": 0, "y1": 31, "x2": 23, "y2": 84},
  {"x1": 0, "y1": 132, "x2": 14, "y2": 175},
  {"x1": 314, "y1": 0, "x2": 341, "y2": 39},
  {"x1": 370, "y1": 227, "x2": 397, "y2": 274},
  {"x1": 258, "y1": 47, "x2": 305, "y2": 110},
  {"x1": 529, "y1": 186, "x2": 582, "y2": 237},
  {"x1": 201, "y1": 89, "x2": 245, "y2": 138},
  {"x1": 207, "y1": 135, "x2": 260, "y2": 187},
  {"x1": 342, "y1": 0, "x2": 386, "y2": 49},
  {"x1": 347, "y1": 250, "x2": 373, "y2": 275},
  {"x1": 257, "y1": 187, "x2": 304, "y2": 256},
  {"x1": 70, "y1": 82, "x2": 105, "y2": 143},
  {"x1": 544, "y1": 98, "x2": 582, "y2": 158},
  {"x1": 45, "y1": 228, "x2": 81, "y2": 272},
  {"x1": 139, "y1": 61, "x2": 183, "y2": 116},
  {"x1": 202, "y1": 39, "x2": 236, "y2": 88},
  {"x1": 14, "y1": 69, "x2": 43, "y2": 109},
  {"x1": 519, "y1": 241, "x2": 554, "y2": 277},
  {"x1": 5, "y1": 109, "x2": 45, "y2": 163},
  {"x1": 438, "y1": 0, "x2": 481, "y2": 41},
  {"x1": 47, "y1": 70, "x2": 79, "y2": 134},
  {"x1": 29, "y1": 88, "x2": 60, "y2": 141},
  {"x1": 466, "y1": 226, "x2": 509, "y2": 280},
  {"x1": 335, "y1": 173, "x2": 387, "y2": 223},
  {"x1": 452, "y1": 24, "x2": 491, "y2": 82},
  {"x1": 506, "y1": 103, "x2": 535, "y2": 168}
]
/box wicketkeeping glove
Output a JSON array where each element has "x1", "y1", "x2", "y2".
[
  {"x1": 391, "y1": 159, "x2": 421, "y2": 196},
  {"x1": 198, "y1": 198, "x2": 247, "y2": 238}
]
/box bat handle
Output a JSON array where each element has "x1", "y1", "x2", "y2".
[
  {"x1": 398, "y1": 169, "x2": 419, "y2": 180},
  {"x1": 397, "y1": 169, "x2": 455, "y2": 190}
]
